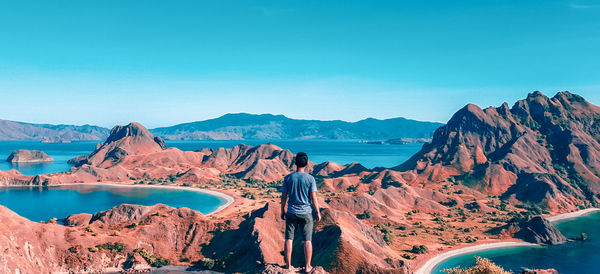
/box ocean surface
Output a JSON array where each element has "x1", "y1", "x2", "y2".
[
  {"x1": 0, "y1": 184, "x2": 227, "y2": 221},
  {"x1": 0, "y1": 140, "x2": 423, "y2": 175},
  {"x1": 432, "y1": 212, "x2": 600, "y2": 273}
]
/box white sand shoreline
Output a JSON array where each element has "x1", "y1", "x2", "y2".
[
  {"x1": 415, "y1": 242, "x2": 539, "y2": 274},
  {"x1": 545, "y1": 207, "x2": 600, "y2": 223},
  {"x1": 416, "y1": 207, "x2": 600, "y2": 274},
  {"x1": 0, "y1": 182, "x2": 235, "y2": 215}
]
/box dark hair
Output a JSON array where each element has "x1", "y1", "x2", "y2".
[{"x1": 295, "y1": 152, "x2": 308, "y2": 167}]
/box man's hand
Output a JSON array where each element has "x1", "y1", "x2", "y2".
[
  {"x1": 315, "y1": 211, "x2": 322, "y2": 222},
  {"x1": 281, "y1": 211, "x2": 286, "y2": 220}
]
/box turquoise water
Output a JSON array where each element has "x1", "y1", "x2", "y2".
[
  {"x1": 0, "y1": 140, "x2": 422, "y2": 175},
  {"x1": 432, "y1": 212, "x2": 600, "y2": 273},
  {"x1": 0, "y1": 184, "x2": 227, "y2": 222}
]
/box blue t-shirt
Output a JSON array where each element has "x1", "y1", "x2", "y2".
[{"x1": 282, "y1": 172, "x2": 317, "y2": 214}]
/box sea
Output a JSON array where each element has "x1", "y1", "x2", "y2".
[
  {"x1": 432, "y1": 211, "x2": 600, "y2": 274},
  {"x1": 0, "y1": 139, "x2": 422, "y2": 176},
  {"x1": 0, "y1": 184, "x2": 227, "y2": 221}
]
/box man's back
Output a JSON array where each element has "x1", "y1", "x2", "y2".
[{"x1": 282, "y1": 171, "x2": 317, "y2": 214}]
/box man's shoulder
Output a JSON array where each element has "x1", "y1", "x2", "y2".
[
  {"x1": 298, "y1": 172, "x2": 315, "y2": 181},
  {"x1": 284, "y1": 172, "x2": 295, "y2": 180}
]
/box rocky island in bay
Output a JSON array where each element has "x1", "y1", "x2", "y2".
[{"x1": 6, "y1": 149, "x2": 54, "y2": 164}]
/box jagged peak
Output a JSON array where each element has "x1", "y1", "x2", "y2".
[
  {"x1": 528, "y1": 90, "x2": 548, "y2": 99},
  {"x1": 552, "y1": 91, "x2": 587, "y2": 104},
  {"x1": 106, "y1": 122, "x2": 153, "y2": 143}
]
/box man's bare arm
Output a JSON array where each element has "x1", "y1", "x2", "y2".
[
  {"x1": 311, "y1": 192, "x2": 321, "y2": 222},
  {"x1": 280, "y1": 192, "x2": 287, "y2": 220}
]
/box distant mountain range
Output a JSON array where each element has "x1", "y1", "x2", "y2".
[
  {"x1": 150, "y1": 113, "x2": 443, "y2": 140},
  {"x1": 0, "y1": 120, "x2": 109, "y2": 141},
  {"x1": 0, "y1": 114, "x2": 443, "y2": 141}
]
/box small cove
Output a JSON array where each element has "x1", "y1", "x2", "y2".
[{"x1": 0, "y1": 184, "x2": 230, "y2": 222}]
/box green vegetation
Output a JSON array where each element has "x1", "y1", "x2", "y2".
[
  {"x1": 374, "y1": 223, "x2": 395, "y2": 244},
  {"x1": 346, "y1": 185, "x2": 358, "y2": 192},
  {"x1": 401, "y1": 253, "x2": 416, "y2": 260},
  {"x1": 440, "y1": 199, "x2": 458, "y2": 207},
  {"x1": 356, "y1": 210, "x2": 371, "y2": 219},
  {"x1": 410, "y1": 245, "x2": 428, "y2": 254},
  {"x1": 133, "y1": 248, "x2": 170, "y2": 267},
  {"x1": 95, "y1": 242, "x2": 126, "y2": 253},
  {"x1": 84, "y1": 226, "x2": 95, "y2": 233}
]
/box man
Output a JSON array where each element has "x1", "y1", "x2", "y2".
[{"x1": 281, "y1": 152, "x2": 321, "y2": 273}]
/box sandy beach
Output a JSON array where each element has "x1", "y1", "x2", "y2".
[
  {"x1": 415, "y1": 207, "x2": 600, "y2": 274},
  {"x1": 545, "y1": 207, "x2": 600, "y2": 223},
  {"x1": 414, "y1": 241, "x2": 538, "y2": 274}
]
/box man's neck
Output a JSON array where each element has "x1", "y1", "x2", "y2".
[{"x1": 297, "y1": 166, "x2": 306, "y2": 173}]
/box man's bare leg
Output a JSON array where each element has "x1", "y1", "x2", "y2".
[
  {"x1": 304, "y1": 241, "x2": 313, "y2": 272},
  {"x1": 284, "y1": 239, "x2": 294, "y2": 269}
]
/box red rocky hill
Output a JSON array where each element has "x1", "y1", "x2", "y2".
[{"x1": 396, "y1": 91, "x2": 600, "y2": 211}]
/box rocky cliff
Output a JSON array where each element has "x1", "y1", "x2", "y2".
[{"x1": 514, "y1": 216, "x2": 567, "y2": 245}]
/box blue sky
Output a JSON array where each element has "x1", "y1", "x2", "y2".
[{"x1": 1, "y1": 0, "x2": 599, "y2": 128}]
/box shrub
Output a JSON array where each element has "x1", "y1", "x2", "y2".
[
  {"x1": 442, "y1": 257, "x2": 510, "y2": 274},
  {"x1": 84, "y1": 227, "x2": 95, "y2": 233},
  {"x1": 95, "y1": 242, "x2": 126, "y2": 253},
  {"x1": 401, "y1": 254, "x2": 416, "y2": 260},
  {"x1": 374, "y1": 223, "x2": 394, "y2": 244},
  {"x1": 346, "y1": 185, "x2": 358, "y2": 192},
  {"x1": 410, "y1": 245, "x2": 428, "y2": 254},
  {"x1": 440, "y1": 199, "x2": 458, "y2": 207},
  {"x1": 133, "y1": 248, "x2": 170, "y2": 267},
  {"x1": 356, "y1": 210, "x2": 371, "y2": 219}
]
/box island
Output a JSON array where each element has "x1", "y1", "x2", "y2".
[{"x1": 6, "y1": 149, "x2": 54, "y2": 163}]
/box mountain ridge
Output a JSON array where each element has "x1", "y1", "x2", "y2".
[
  {"x1": 149, "y1": 113, "x2": 443, "y2": 140},
  {"x1": 0, "y1": 114, "x2": 442, "y2": 141}
]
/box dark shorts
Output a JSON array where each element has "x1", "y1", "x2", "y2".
[{"x1": 285, "y1": 213, "x2": 313, "y2": 241}]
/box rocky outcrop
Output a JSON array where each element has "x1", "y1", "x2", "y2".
[
  {"x1": 514, "y1": 216, "x2": 567, "y2": 245},
  {"x1": 0, "y1": 203, "x2": 214, "y2": 273},
  {"x1": 0, "y1": 169, "x2": 33, "y2": 186},
  {"x1": 89, "y1": 204, "x2": 157, "y2": 226},
  {"x1": 396, "y1": 91, "x2": 600, "y2": 211},
  {"x1": 6, "y1": 149, "x2": 53, "y2": 163},
  {"x1": 202, "y1": 202, "x2": 409, "y2": 274},
  {"x1": 69, "y1": 122, "x2": 167, "y2": 167}
]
